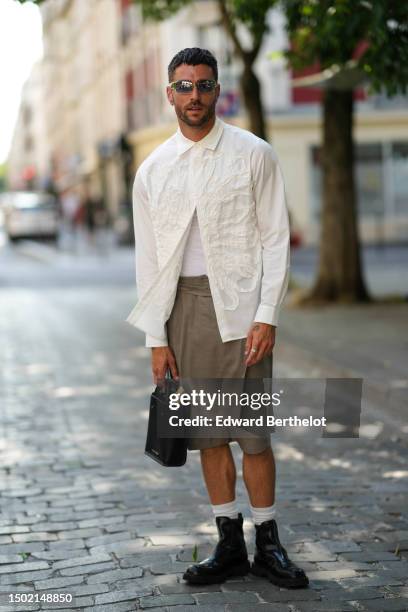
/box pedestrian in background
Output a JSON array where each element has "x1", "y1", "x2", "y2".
[
  {"x1": 80, "y1": 187, "x2": 112, "y2": 254},
  {"x1": 59, "y1": 187, "x2": 80, "y2": 252}
]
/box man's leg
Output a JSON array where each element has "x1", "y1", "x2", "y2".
[
  {"x1": 182, "y1": 443, "x2": 250, "y2": 584},
  {"x1": 242, "y1": 447, "x2": 275, "y2": 507},
  {"x1": 240, "y1": 443, "x2": 309, "y2": 588},
  {"x1": 200, "y1": 444, "x2": 236, "y2": 505}
]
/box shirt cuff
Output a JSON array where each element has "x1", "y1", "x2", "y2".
[
  {"x1": 254, "y1": 304, "x2": 280, "y2": 327},
  {"x1": 145, "y1": 333, "x2": 168, "y2": 348}
]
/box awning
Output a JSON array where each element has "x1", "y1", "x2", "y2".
[{"x1": 291, "y1": 60, "x2": 367, "y2": 90}]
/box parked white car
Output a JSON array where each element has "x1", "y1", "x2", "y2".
[{"x1": 3, "y1": 191, "x2": 59, "y2": 241}]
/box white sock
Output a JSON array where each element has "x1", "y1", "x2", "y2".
[
  {"x1": 250, "y1": 503, "x2": 276, "y2": 525},
  {"x1": 211, "y1": 499, "x2": 239, "y2": 519}
]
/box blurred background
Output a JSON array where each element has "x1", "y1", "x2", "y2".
[{"x1": 0, "y1": 0, "x2": 407, "y2": 298}]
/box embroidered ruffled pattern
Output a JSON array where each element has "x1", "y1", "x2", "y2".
[
  {"x1": 146, "y1": 157, "x2": 193, "y2": 270},
  {"x1": 143, "y1": 151, "x2": 261, "y2": 313},
  {"x1": 198, "y1": 152, "x2": 262, "y2": 310}
]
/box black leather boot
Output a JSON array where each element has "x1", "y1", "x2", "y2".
[
  {"x1": 183, "y1": 513, "x2": 250, "y2": 584},
  {"x1": 251, "y1": 519, "x2": 309, "y2": 588}
]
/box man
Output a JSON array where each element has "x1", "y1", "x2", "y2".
[{"x1": 127, "y1": 47, "x2": 308, "y2": 588}]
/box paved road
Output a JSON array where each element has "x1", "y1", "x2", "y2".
[{"x1": 0, "y1": 241, "x2": 407, "y2": 611}]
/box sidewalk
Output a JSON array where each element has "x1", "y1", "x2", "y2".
[
  {"x1": 290, "y1": 244, "x2": 408, "y2": 299},
  {"x1": 0, "y1": 285, "x2": 407, "y2": 611},
  {"x1": 276, "y1": 298, "x2": 408, "y2": 436}
]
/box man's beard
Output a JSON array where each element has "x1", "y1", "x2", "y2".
[{"x1": 176, "y1": 100, "x2": 216, "y2": 128}]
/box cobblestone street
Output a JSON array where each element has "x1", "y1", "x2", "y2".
[{"x1": 0, "y1": 244, "x2": 407, "y2": 611}]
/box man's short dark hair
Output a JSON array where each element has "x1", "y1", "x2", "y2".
[{"x1": 168, "y1": 47, "x2": 218, "y2": 82}]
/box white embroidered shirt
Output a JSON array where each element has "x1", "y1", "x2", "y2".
[{"x1": 126, "y1": 117, "x2": 290, "y2": 347}]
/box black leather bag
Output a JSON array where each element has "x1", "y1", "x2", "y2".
[{"x1": 144, "y1": 372, "x2": 188, "y2": 467}]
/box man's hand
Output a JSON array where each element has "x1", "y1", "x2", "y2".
[
  {"x1": 244, "y1": 322, "x2": 276, "y2": 367},
  {"x1": 151, "y1": 346, "x2": 179, "y2": 385}
]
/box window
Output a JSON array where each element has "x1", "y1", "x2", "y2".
[
  {"x1": 392, "y1": 143, "x2": 408, "y2": 216},
  {"x1": 355, "y1": 144, "x2": 383, "y2": 217},
  {"x1": 25, "y1": 135, "x2": 34, "y2": 152},
  {"x1": 311, "y1": 143, "x2": 384, "y2": 218},
  {"x1": 311, "y1": 141, "x2": 408, "y2": 222}
]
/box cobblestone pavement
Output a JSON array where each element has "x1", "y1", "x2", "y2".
[{"x1": 0, "y1": 251, "x2": 407, "y2": 611}]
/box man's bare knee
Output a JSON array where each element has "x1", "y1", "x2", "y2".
[
  {"x1": 201, "y1": 444, "x2": 231, "y2": 461},
  {"x1": 243, "y1": 447, "x2": 273, "y2": 461}
]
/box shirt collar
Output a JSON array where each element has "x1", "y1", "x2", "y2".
[{"x1": 176, "y1": 116, "x2": 224, "y2": 156}]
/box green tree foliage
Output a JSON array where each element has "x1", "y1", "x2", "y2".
[
  {"x1": 0, "y1": 164, "x2": 7, "y2": 192},
  {"x1": 284, "y1": 0, "x2": 408, "y2": 95},
  {"x1": 137, "y1": 0, "x2": 191, "y2": 21},
  {"x1": 138, "y1": 0, "x2": 274, "y2": 48}
]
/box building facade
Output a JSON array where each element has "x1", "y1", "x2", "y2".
[
  {"x1": 7, "y1": 62, "x2": 49, "y2": 191},
  {"x1": 40, "y1": 0, "x2": 125, "y2": 226}
]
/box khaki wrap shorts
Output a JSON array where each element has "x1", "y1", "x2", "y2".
[{"x1": 166, "y1": 275, "x2": 272, "y2": 454}]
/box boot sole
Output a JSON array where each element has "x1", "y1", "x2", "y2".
[
  {"x1": 183, "y1": 559, "x2": 250, "y2": 585},
  {"x1": 250, "y1": 562, "x2": 309, "y2": 589}
]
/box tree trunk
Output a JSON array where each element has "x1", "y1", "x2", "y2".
[
  {"x1": 308, "y1": 88, "x2": 369, "y2": 302},
  {"x1": 240, "y1": 61, "x2": 267, "y2": 141}
]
